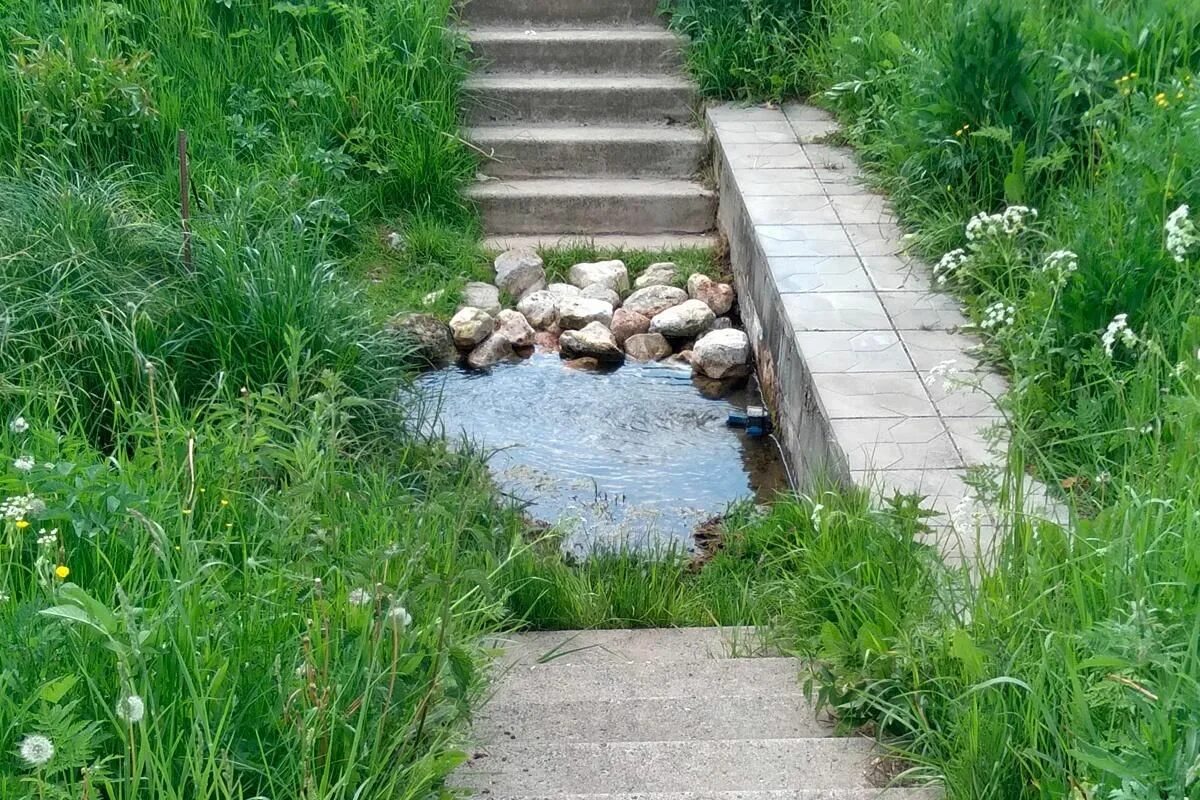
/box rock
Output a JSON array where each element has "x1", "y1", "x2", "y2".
[
  {"x1": 568, "y1": 260, "x2": 629, "y2": 293},
  {"x1": 687, "y1": 273, "x2": 735, "y2": 316},
  {"x1": 581, "y1": 283, "x2": 621, "y2": 308},
  {"x1": 624, "y1": 333, "x2": 673, "y2": 361},
  {"x1": 495, "y1": 309, "x2": 535, "y2": 348},
  {"x1": 692, "y1": 328, "x2": 751, "y2": 379},
  {"x1": 693, "y1": 372, "x2": 747, "y2": 400},
  {"x1": 564, "y1": 357, "x2": 602, "y2": 371},
  {"x1": 547, "y1": 282, "x2": 581, "y2": 299},
  {"x1": 466, "y1": 334, "x2": 514, "y2": 369},
  {"x1": 449, "y1": 307, "x2": 494, "y2": 349},
  {"x1": 649, "y1": 300, "x2": 716, "y2": 338},
  {"x1": 634, "y1": 261, "x2": 678, "y2": 289},
  {"x1": 557, "y1": 296, "x2": 614, "y2": 330},
  {"x1": 387, "y1": 313, "x2": 455, "y2": 366},
  {"x1": 516, "y1": 290, "x2": 559, "y2": 330},
  {"x1": 622, "y1": 285, "x2": 688, "y2": 318},
  {"x1": 676, "y1": 349, "x2": 695, "y2": 364},
  {"x1": 559, "y1": 321, "x2": 624, "y2": 363},
  {"x1": 534, "y1": 331, "x2": 560, "y2": 352},
  {"x1": 462, "y1": 282, "x2": 501, "y2": 316},
  {"x1": 610, "y1": 308, "x2": 650, "y2": 346},
  {"x1": 710, "y1": 317, "x2": 734, "y2": 331},
  {"x1": 494, "y1": 248, "x2": 547, "y2": 298}
]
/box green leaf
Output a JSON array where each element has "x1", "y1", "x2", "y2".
[
  {"x1": 950, "y1": 628, "x2": 985, "y2": 679},
  {"x1": 38, "y1": 675, "x2": 79, "y2": 703}
]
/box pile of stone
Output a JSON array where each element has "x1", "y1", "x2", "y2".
[{"x1": 395, "y1": 248, "x2": 752, "y2": 381}]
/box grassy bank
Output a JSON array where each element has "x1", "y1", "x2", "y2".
[{"x1": 657, "y1": 0, "x2": 1200, "y2": 797}]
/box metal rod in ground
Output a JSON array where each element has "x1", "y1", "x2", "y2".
[{"x1": 178, "y1": 129, "x2": 192, "y2": 272}]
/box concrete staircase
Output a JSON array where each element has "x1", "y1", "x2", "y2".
[
  {"x1": 452, "y1": 628, "x2": 938, "y2": 800},
  {"x1": 460, "y1": 0, "x2": 717, "y2": 250}
]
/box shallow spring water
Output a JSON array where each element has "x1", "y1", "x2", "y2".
[{"x1": 414, "y1": 352, "x2": 789, "y2": 554}]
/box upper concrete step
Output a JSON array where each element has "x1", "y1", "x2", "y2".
[
  {"x1": 459, "y1": 0, "x2": 660, "y2": 26},
  {"x1": 453, "y1": 738, "x2": 879, "y2": 794},
  {"x1": 489, "y1": 657, "x2": 801, "y2": 703},
  {"x1": 484, "y1": 233, "x2": 721, "y2": 252},
  {"x1": 476, "y1": 792, "x2": 941, "y2": 800},
  {"x1": 468, "y1": 28, "x2": 685, "y2": 74},
  {"x1": 471, "y1": 124, "x2": 707, "y2": 179},
  {"x1": 474, "y1": 692, "x2": 830, "y2": 743},
  {"x1": 468, "y1": 178, "x2": 715, "y2": 235},
  {"x1": 465, "y1": 74, "x2": 697, "y2": 125},
  {"x1": 489, "y1": 627, "x2": 768, "y2": 666}
]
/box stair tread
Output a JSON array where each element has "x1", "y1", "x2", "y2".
[
  {"x1": 467, "y1": 73, "x2": 695, "y2": 89},
  {"x1": 483, "y1": 233, "x2": 720, "y2": 251},
  {"x1": 470, "y1": 124, "x2": 705, "y2": 143},
  {"x1": 459, "y1": 792, "x2": 939, "y2": 800},
  {"x1": 487, "y1": 626, "x2": 765, "y2": 665},
  {"x1": 467, "y1": 27, "x2": 684, "y2": 41},
  {"x1": 468, "y1": 177, "x2": 714, "y2": 198}
]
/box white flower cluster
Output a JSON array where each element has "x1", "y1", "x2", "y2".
[
  {"x1": 347, "y1": 587, "x2": 374, "y2": 607},
  {"x1": 1102, "y1": 313, "x2": 1139, "y2": 357},
  {"x1": 950, "y1": 496, "x2": 985, "y2": 533},
  {"x1": 13, "y1": 455, "x2": 34, "y2": 472},
  {"x1": 1166, "y1": 204, "x2": 1198, "y2": 263},
  {"x1": 9, "y1": 416, "x2": 29, "y2": 434},
  {"x1": 981, "y1": 301, "x2": 1016, "y2": 330},
  {"x1": 1042, "y1": 249, "x2": 1079, "y2": 284},
  {"x1": 924, "y1": 358, "x2": 961, "y2": 391},
  {"x1": 934, "y1": 248, "x2": 969, "y2": 285},
  {"x1": 1, "y1": 493, "x2": 45, "y2": 520},
  {"x1": 966, "y1": 205, "x2": 1038, "y2": 241},
  {"x1": 36, "y1": 528, "x2": 57, "y2": 547}
]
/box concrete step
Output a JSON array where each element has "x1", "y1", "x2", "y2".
[
  {"x1": 468, "y1": 28, "x2": 685, "y2": 74},
  {"x1": 459, "y1": 0, "x2": 660, "y2": 26},
  {"x1": 471, "y1": 124, "x2": 708, "y2": 179},
  {"x1": 474, "y1": 693, "x2": 830, "y2": 743},
  {"x1": 488, "y1": 627, "x2": 767, "y2": 666},
  {"x1": 484, "y1": 233, "x2": 721, "y2": 252},
  {"x1": 475, "y1": 792, "x2": 941, "y2": 800},
  {"x1": 465, "y1": 74, "x2": 697, "y2": 125},
  {"x1": 469, "y1": 178, "x2": 716, "y2": 235},
  {"x1": 489, "y1": 657, "x2": 801, "y2": 703},
  {"x1": 453, "y1": 738, "x2": 879, "y2": 793}
]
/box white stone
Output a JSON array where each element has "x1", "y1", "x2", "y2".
[
  {"x1": 648, "y1": 300, "x2": 715, "y2": 338},
  {"x1": 692, "y1": 328, "x2": 751, "y2": 379},
  {"x1": 559, "y1": 322, "x2": 623, "y2": 363},
  {"x1": 547, "y1": 282, "x2": 581, "y2": 299},
  {"x1": 494, "y1": 248, "x2": 547, "y2": 298},
  {"x1": 462, "y1": 282, "x2": 501, "y2": 316},
  {"x1": 581, "y1": 283, "x2": 621, "y2": 308},
  {"x1": 495, "y1": 309, "x2": 535, "y2": 348},
  {"x1": 467, "y1": 334, "x2": 514, "y2": 369},
  {"x1": 624, "y1": 333, "x2": 673, "y2": 361},
  {"x1": 516, "y1": 290, "x2": 559, "y2": 330},
  {"x1": 634, "y1": 262, "x2": 678, "y2": 289},
  {"x1": 568, "y1": 260, "x2": 629, "y2": 293},
  {"x1": 557, "y1": 296, "x2": 614, "y2": 330},
  {"x1": 687, "y1": 273, "x2": 735, "y2": 316},
  {"x1": 623, "y1": 285, "x2": 688, "y2": 318},
  {"x1": 449, "y1": 307, "x2": 494, "y2": 348}
]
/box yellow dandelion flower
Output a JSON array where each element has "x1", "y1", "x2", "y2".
[
  {"x1": 181, "y1": 508, "x2": 192, "y2": 515},
  {"x1": 15, "y1": 519, "x2": 30, "y2": 530},
  {"x1": 54, "y1": 565, "x2": 70, "y2": 579},
  {"x1": 1155, "y1": 92, "x2": 1169, "y2": 108},
  {"x1": 220, "y1": 499, "x2": 230, "y2": 507}
]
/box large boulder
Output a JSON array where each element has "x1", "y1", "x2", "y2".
[
  {"x1": 686, "y1": 273, "x2": 735, "y2": 316},
  {"x1": 516, "y1": 290, "x2": 559, "y2": 330},
  {"x1": 534, "y1": 331, "x2": 560, "y2": 352},
  {"x1": 581, "y1": 283, "x2": 621, "y2": 308},
  {"x1": 610, "y1": 308, "x2": 650, "y2": 346},
  {"x1": 467, "y1": 334, "x2": 514, "y2": 370},
  {"x1": 568, "y1": 260, "x2": 629, "y2": 293},
  {"x1": 623, "y1": 285, "x2": 688, "y2": 318},
  {"x1": 387, "y1": 313, "x2": 455, "y2": 366},
  {"x1": 634, "y1": 262, "x2": 678, "y2": 289},
  {"x1": 494, "y1": 248, "x2": 547, "y2": 298},
  {"x1": 648, "y1": 300, "x2": 715, "y2": 338},
  {"x1": 624, "y1": 333, "x2": 672, "y2": 362},
  {"x1": 692, "y1": 328, "x2": 751, "y2": 379},
  {"x1": 547, "y1": 282, "x2": 581, "y2": 299},
  {"x1": 462, "y1": 282, "x2": 501, "y2": 316},
  {"x1": 560, "y1": 322, "x2": 624, "y2": 363},
  {"x1": 557, "y1": 296, "x2": 614, "y2": 330},
  {"x1": 449, "y1": 307, "x2": 494, "y2": 349},
  {"x1": 495, "y1": 309, "x2": 535, "y2": 348}
]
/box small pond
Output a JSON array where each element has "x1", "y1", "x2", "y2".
[{"x1": 413, "y1": 352, "x2": 789, "y2": 555}]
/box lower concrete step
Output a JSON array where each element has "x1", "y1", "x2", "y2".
[
  {"x1": 483, "y1": 233, "x2": 720, "y2": 252},
  {"x1": 471, "y1": 125, "x2": 708, "y2": 179},
  {"x1": 465, "y1": 74, "x2": 697, "y2": 125},
  {"x1": 468, "y1": 28, "x2": 685, "y2": 75},
  {"x1": 453, "y1": 738, "x2": 879, "y2": 794},
  {"x1": 463, "y1": 792, "x2": 939, "y2": 800},
  {"x1": 458, "y1": 0, "x2": 660, "y2": 26},
  {"x1": 488, "y1": 626, "x2": 765, "y2": 666},
  {"x1": 468, "y1": 178, "x2": 716, "y2": 235}
]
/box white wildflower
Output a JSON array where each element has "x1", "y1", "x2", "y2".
[
  {"x1": 934, "y1": 248, "x2": 970, "y2": 285},
  {"x1": 18, "y1": 734, "x2": 54, "y2": 767},
  {"x1": 1042, "y1": 249, "x2": 1079, "y2": 284},
  {"x1": 1, "y1": 493, "x2": 46, "y2": 521},
  {"x1": 924, "y1": 358, "x2": 962, "y2": 391},
  {"x1": 1165, "y1": 204, "x2": 1198, "y2": 263},
  {"x1": 950, "y1": 497, "x2": 984, "y2": 533},
  {"x1": 1001, "y1": 205, "x2": 1038, "y2": 234},
  {"x1": 810, "y1": 503, "x2": 824, "y2": 528},
  {"x1": 36, "y1": 528, "x2": 57, "y2": 547},
  {"x1": 9, "y1": 416, "x2": 29, "y2": 434},
  {"x1": 966, "y1": 212, "x2": 1004, "y2": 241},
  {"x1": 347, "y1": 587, "x2": 373, "y2": 607},
  {"x1": 1095, "y1": 471, "x2": 1112, "y2": 485},
  {"x1": 981, "y1": 301, "x2": 1016, "y2": 330},
  {"x1": 13, "y1": 455, "x2": 34, "y2": 472},
  {"x1": 116, "y1": 694, "x2": 145, "y2": 724},
  {"x1": 1101, "y1": 313, "x2": 1139, "y2": 357},
  {"x1": 387, "y1": 605, "x2": 412, "y2": 627},
  {"x1": 0, "y1": 590, "x2": 9, "y2": 602}
]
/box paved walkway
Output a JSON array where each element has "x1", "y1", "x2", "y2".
[{"x1": 452, "y1": 627, "x2": 938, "y2": 799}]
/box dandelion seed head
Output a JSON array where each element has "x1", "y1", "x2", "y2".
[
  {"x1": 116, "y1": 694, "x2": 145, "y2": 724},
  {"x1": 18, "y1": 734, "x2": 54, "y2": 767},
  {"x1": 387, "y1": 605, "x2": 412, "y2": 627},
  {"x1": 9, "y1": 417, "x2": 29, "y2": 434},
  {"x1": 347, "y1": 587, "x2": 373, "y2": 607}
]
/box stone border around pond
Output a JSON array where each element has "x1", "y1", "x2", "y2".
[{"x1": 708, "y1": 102, "x2": 1068, "y2": 566}]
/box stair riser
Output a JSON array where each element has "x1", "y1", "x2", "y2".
[
  {"x1": 467, "y1": 85, "x2": 697, "y2": 125},
  {"x1": 475, "y1": 136, "x2": 706, "y2": 179},
  {"x1": 471, "y1": 35, "x2": 684, "y2": 75},
  {"x1": 460, "y1": 0, "x2": 660, "y2": 25},
  {"x1": 475, "y1": 191, "x2": 716, "y2": 235}
]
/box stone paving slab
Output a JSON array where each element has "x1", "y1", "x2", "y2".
[{"x1": 708, "y1": 102, "x2": 1069, "y2": 565}]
